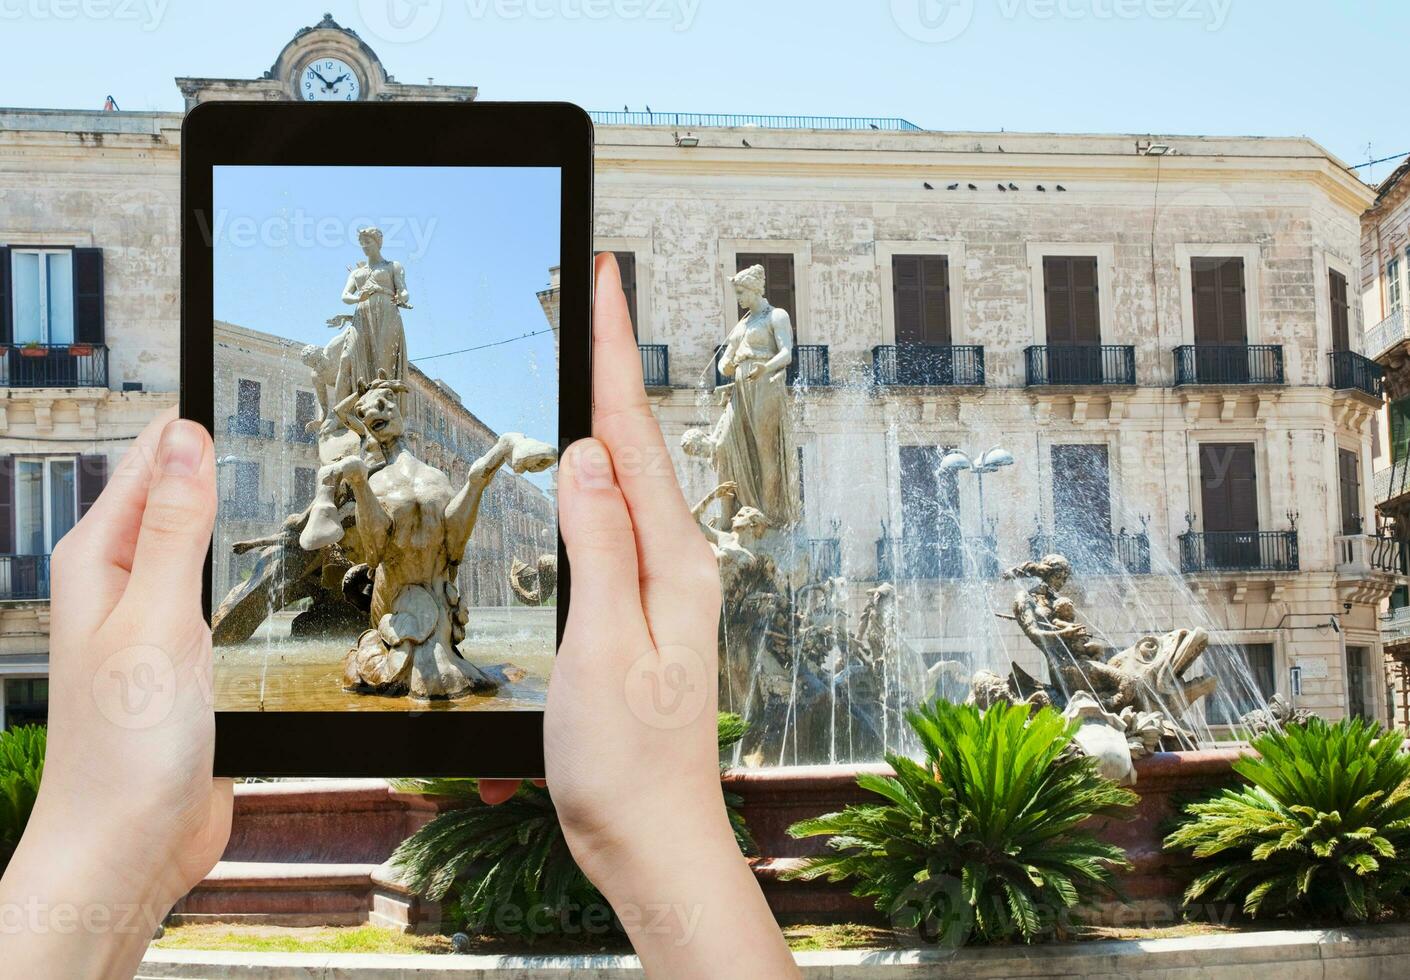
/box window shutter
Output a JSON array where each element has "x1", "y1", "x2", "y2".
[
  {"x1": 892, "y1": 255, "x2": 923, "y2": 344},
  {"x1": 73, "y1": 248, "x2": 105, "y2": 345},
  {"x1": 1219, "y1": 258, "x2": 1247, "y2": 344},
  {"x1": 1200, "y1": 443, "x2": 1259, "y2": 533},
  {"x1": 921, "y1": 256, "x2": 951, "y2": 345},
  {"x1": 1191, "y1": 258, "x2": 1220, "y2": 344},
  {"x1": 1330, "y1": 270, "x2": 1350, "y2": 352},
  {"x1": 612, "y1": 252, "x2": 638, "y2": 337},
  {"x1": 1043, "y1": 256, "x2": 1074, "y2": 344},
  {"x1": 78, "y1": 454, "x2": 107, "y2": 518},
  {"x1": 1071, "y1": 257, "x2": 1101, "y2": 343},
  {"x1": 0, "y1": 457, "x2": 12, "y2": 553},
  {"x1": 0, "y1": 246, "x2": 11, "y2": 345},
  {"x1": 1339, "y1": 448, "x2": 1361, "y2": 533}
]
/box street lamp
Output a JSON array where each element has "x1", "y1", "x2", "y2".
[{"x1": 939, "y1": 445, "x2": 1014, "y2": 533}]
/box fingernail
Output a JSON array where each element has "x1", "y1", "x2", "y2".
[
  {"x1": 157, "y1": 421, "x2": 204, "y2": 477},
  {"x1": 571, "y1": 441, "x2": 616, "y2": 490}
]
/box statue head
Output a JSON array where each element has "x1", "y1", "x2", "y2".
[
  {"x1": 353, "y1": 372, "x2": 409, "y2": 442},
  {"x1": 729, "y1": 505, "x2": 769, "y2": 540},
  {"x1": 731, "y1": 264, "x2": 767, "y2": 309},
  {"x1": 680, "y1": 427, "x2": 714, "y2": 459},
  {"x1": 357, "y1": 226, "x2": 385, "y2": 259}
]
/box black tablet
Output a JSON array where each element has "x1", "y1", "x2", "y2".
[{"x1": 181, "y1": 102, "x2": 591, "y2": 777}]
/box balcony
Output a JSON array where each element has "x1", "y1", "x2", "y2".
[
  {"x1": 226, "y1": 415, "x2": 275, "y2": 439},
  {"x1": 1335, "y1": 532, "x2": 1403, "y2": 576},
  {"x1": 639, "y1": 344, "x2": 670, "y2": 388},
  {"x1": 1376, "y1": 460, "x2": 1410, "y2": 507},
  {"x1": 1173, "y1": 345, "x2": 1284, "y2": 386},
  {"x1": 1028, "y1": 527, "x2": 1151, "y2": 574},
  {"x1": 1178, "y1": 530, "x2": 1299, "y2": 573},
  {"x1": 872, "y1": 345, "x2": 984, "y2": 387},
  {"x1": 1024, "y1": 345, "x2": 1135, "y2": 386},
  {"x1": 876, "y1": 536, "x2": 1000, "y2": 581},
  {"x1": 0, "y1": 343, "x2": 108, "y2": 388},
  {"x1": 222, "y1": 498, "x2": 278, "y2": 522},
  {"x1": 0, "y1": 554, "x2": 50, "y2": 601},
  {"x1": 1328, "y1": 350, "x2": 1384, "y2": 400},
  {"x1": 1365, "y1": 309, "x2": 1407, "y2": 362}
]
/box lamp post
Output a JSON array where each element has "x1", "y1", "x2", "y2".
[{"x1": 938, "y1": 445, "x2": 1015, "y2": 535}]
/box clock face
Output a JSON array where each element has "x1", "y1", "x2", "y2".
[{"x1": 299, "y1": 58, "x2": 361, "y2": 102}]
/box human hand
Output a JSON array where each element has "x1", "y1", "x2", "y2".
[
  {"x1": 482, "y1": 255, "x2": 797, "y2": 978},
  {"x1": 0, "y1": 409, "x2": 232, "y2": 978}
]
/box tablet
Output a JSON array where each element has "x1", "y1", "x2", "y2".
[{"x1": 181, "y1": 102, "x2": 591, "y2": 777}]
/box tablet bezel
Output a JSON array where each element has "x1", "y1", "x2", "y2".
[{"x1": 181, "y1": 101, "x2": 591, "y2": 777}]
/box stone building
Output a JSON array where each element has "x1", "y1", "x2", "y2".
[{"x1": 0, "y1": 15, "x2": 1394, "y2": 730}]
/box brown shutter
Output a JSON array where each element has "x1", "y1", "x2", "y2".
[
  {"x1": 1052, "y1": 444, "x2": 1112, "y2": 537},
  {"x1": 0, "y1": 246, "x2": 11, "y2": 345},
  {"x1": 1219, "y1": 258, "x2": 1247, "y2": 344},
  {"x1": 1330, "y1": 269, "x2": 1350, "y2": 352},
  {"x1": 1070, "y1": 256, "x2": 1100, "y2": 343},
  {"x1": 612, "y1": 251, "x2": 638, "y2": 337},
  {"x1": 1043, "y1": 256, "x2": 1074, "y2": 344},
  {"x1": 899, "y1": 445, "x2": 941, "y2": 543},
  {"x1": 1200, "y1": 443, "x2": 1258, "y2": 532},
  {"x1": 893, "y1": 255, "x2": 923, "y2": 344},
  {"x1": 0, "y1": 457, "x2": 12, "y2": 553},
  {"x1": 1192, "y1": 257, "x2": 1246, "y2": 345},
  {"x1": 78, "y1": 454, "x2": 107, "y2": 518},
  {"x1": 73, "y1": 247, "x2": 104, "y2": 344},
  {"x1": 1339, "y1": 448, "x2": 1361, "y2": 534},
  {"x1": 921, "y1": 256, "x2": 951, "y2": 345},
  {"x1": 1192, "y1": 258, "x2": 1220, "y2": 344},
  {"x1": 1043, "y1": 256, "x2": 1099, "y2": 344}
]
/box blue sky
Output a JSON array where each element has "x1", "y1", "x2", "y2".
[
  {"x1": 1, "y1": 1, "x2": 1405, "y2": 180},
  {"x1": 213, "y1": 165, "x2": 559, "y2": 450}
]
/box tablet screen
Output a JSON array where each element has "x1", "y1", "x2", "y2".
[{"x1": 208, "y1": 164, "x2": 560, "y2": 714}]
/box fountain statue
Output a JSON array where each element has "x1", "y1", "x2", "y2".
[
  {"x1": 211, "y1": 230, "x2": 558, "y2": 703},
  {"x1": 509, "y1": 555, "x2": 558, "y2": 606}
]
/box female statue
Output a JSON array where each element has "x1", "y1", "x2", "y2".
[
  {"x1": 712, "y1": 264, "x2": 800, "y2": 528},
  {"x1": 334, "y1": 227, "x2": 410, "y2": 404}
]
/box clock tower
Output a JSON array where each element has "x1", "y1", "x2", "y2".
[{"x1": 175, "y1": 13, "x2": 477, "y2": 108}]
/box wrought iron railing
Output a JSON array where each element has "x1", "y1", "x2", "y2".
[
  {"x1": 876, "y1": 536, "x2": 1000, "y2": 580},
  {"x1": 1335, "y1": 532, "x2": 1404, "y2": 575},
  {"x1": 1365, "y1": 309, "x2": 1406, "y2": 361},
  {"x1": 0, "y1": 554, "x2": 50, "y2": 601},
  {"x1": 1328, "y1": 350, "x2": 1384, "y2": 399},
  {"x1": 638, "y1": 344, "x2": 670, "y2": 387},
  {"x1": 588, "y1": 111, "x2": 922, "y2": 131},
  {"x1": 226, "y1": 415, "x2": 275, "y2": 439},
  {"x1": 808, "y1": 538, "x2": 841, "y2": 578},
  {"x1": 1024, "y1": 345, "x2": 1135, "y2": 386},
  {"x1": 1178, "y1": 530, "x2": 1299, "y2": 573},
  {"x1": 1173, "y1": 344, "x2": 1284, "y2": 385},
  {"x1": 871, "y1": 345, "x2": 985, "y2": 386},
  {"x1": 1376, "y1": 459, "x2": 1410, "y2": 505},
  {"x1": 0, "y1": 343, "x2": 108, "y2": 388},
  {"x1": 1028, "y1": 528, "x2": 1151, "y2": 574},
  {"x1": 221, "y1": 497, "x2": 278, "y2": 522}
]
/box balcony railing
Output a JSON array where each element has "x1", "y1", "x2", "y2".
[
  {"x1": 1173, "y1": 345, "x2": 1284, "y2": 386},
  {"x1": 226, "y1": 416, "x2": 275, "y2": 439},
  {"x1": 1028, "y1": 527, "x2": 1151, "y2": 574},
  {"x1": 808, "y1": 538, "x2": 841, "y2": 578},
  {"x1": 221, "y1": 498, "x2": 278, "y2": 522},
  {"x1": 1365, "y1": 309, "x2": 1406, "y2": 362},
  {"x1": 1336, "y1": 532, "x2": 1404, "y2": 575},
  {"x1": 0, "y1": 343, "x2": 108, "y2": 388},
  {"x1": 639, "y1": 344, "x2": 670, "y2": 388},
  {"x1": 1328, "y1": 350, "x2": 1384, "y2": 400},
  {"x1": 588, "y1": 111, "x2": 922, "y2": 131},
  {"x1": 876, "y1": 536, "x2": 1000, "y2": 581},
  {"x1": 1376, "y1": 460, "x2": 1410, "y2": 506},
  {"x1": 1178, "y1": 530, "x2": 1299, "y2": 573},
  {"x1": 1024, "y1": 345, "x2": 1135, "y2": 386},
  {"x1": 872, "y1": 345, "x2": 985, "y2": 386},
  {"x1": 712, "y1": 344, "x2": 832, "y2": 388},
  {"x1": 0, "y1": 554, "x2": 50, "y2": 601}
]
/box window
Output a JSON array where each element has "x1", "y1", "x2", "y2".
[
  {"x1": 1, "y1": 247, "x2": 103, "y2": 348},
  {"x1": 1042, "y1": 255, "x2": 1100, "y2": 345},
  {"x1": 1207, "y1": 644, "x2": 1275, "y2": 725},
  {"x1": 1199, "y1": 443, "x2": 1259, "y2": 533},
  {"x1": 292, "y1": 466, "x2": 317, "y2": 510},
  {"x1": 228, "y1": 461, "x2": 260, "y2": 519},
  {"x1": 736, "y1": 253, "x2": 798, "y2": 335},
  {"x1": 1392, "y1": 398, "x2": 1410, "y2": 465},
  {"x1": 235, "y1": 379, "x2": 262, "y2": 435},
  {"x1": 1347, "y1": 646, "x2": 1371, "y2": 720},
  {"x1": 892, "y1": 255, "x2": 950, "y2": 346},
  {"x1": 294, "y1": 389, "x2": 317, "y2": 435},
  {"x1": 1051, "y1": 445, "x2": 1112, "y2": 568},
  {"x1": 899, "y1": 445, "x2": 959, "y2": 577},
  {"x1": 1191, "y1": 257, "x2": 1247, "y2": 346},
  {"x1": 1329, "y1": 268, "x2": 1351, "y2": 352},
  {"x1": 1338, "y1": 448, "x2": 1362, "y2": 535},
  {"x1": 3, "y1": 678, "x2": 48, "y2": 730},
  {"x1": 614, "y1": 252, "x2": 638, "y2": 336},
  {"x1": 1389, "y1": 257, "x2": 1402, "y2": 314}
]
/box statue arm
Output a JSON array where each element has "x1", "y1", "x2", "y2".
[
  {"x1": 446, "y1": 433, "x2": 555, "y2": 557},
  {"x1": 717, "y1": 329, "x2": 743, "y2": 378},
  {"x1": 337, "y1": 458, "x2": 391, "y2": 561},
  {"x1": 763, "y1": 308, "x2": 795, "y2": 378},
  {"x1": 392, "y1": 261, "x2": 411, "y2": 308},
  {"x1": 341, "y1": 268, "x2": 362, "y2": 306}
]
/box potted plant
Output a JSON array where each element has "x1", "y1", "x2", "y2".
[
  {"x1": 67, "y1": 343, "x2": 93, "y2": 357},
  {"x1": 18, "y1": 342, "x2": 45, "y2": 358}
]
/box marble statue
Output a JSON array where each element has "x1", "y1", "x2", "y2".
[
  {"x1": 691, "y1": 264, "x2": 800, "y2": 529},
  {"x1": 319, "y1": 376, "x2": 556, "y2": 698},
  {"x1": 1239, "y1": 693, "x2": 1313, "y2": 736},
  {"x1": 510, "y1": 555, "x2": 558, "y2": 606},
  {"x1": 337, "y1": 227, "x2": 410, "y2": 398}
]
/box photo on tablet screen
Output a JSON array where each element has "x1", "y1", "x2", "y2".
[{"x1": 209, "y1": 165, "x2": 560, "y2": 713}]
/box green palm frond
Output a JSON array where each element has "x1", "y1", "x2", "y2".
[
  {"x1": 785, "y1": 701, "x2": 1135, "y2": 947},
  {"x1": 1165, "y1": 715, "x2": 1410, "y2": 923},
  {"x1": 0, "y1": 725, "x2": 45, "y2": 874}
]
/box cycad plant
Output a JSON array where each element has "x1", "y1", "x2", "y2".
[
  {"x1": 391, "y1": 713, "x2": 754, "y2": 939},
  {"x1": 1165, "y1": 715, "x2": 1410, "y2": 922},
  {"x1": 0, "y1": 725, "x2": 46, "y2": 874},
  {"x1": 786, "y1": 700, "x2": 1135, "y2": 946}
]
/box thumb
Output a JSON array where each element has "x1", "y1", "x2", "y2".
[
  {"x1": 558, "y1": 438, "x2": 644, "y2": 640},
  {"x1": 117, "y1": 419, "x2": 216, "y2": 619}
]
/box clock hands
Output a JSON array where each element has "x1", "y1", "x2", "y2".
[{"x1": 309, "y1": 68, "x2": 335, "y2": 89}]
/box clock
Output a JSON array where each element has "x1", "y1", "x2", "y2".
[{"x1": 298, "y1": 57, "x2": 362, "y2": 102}]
